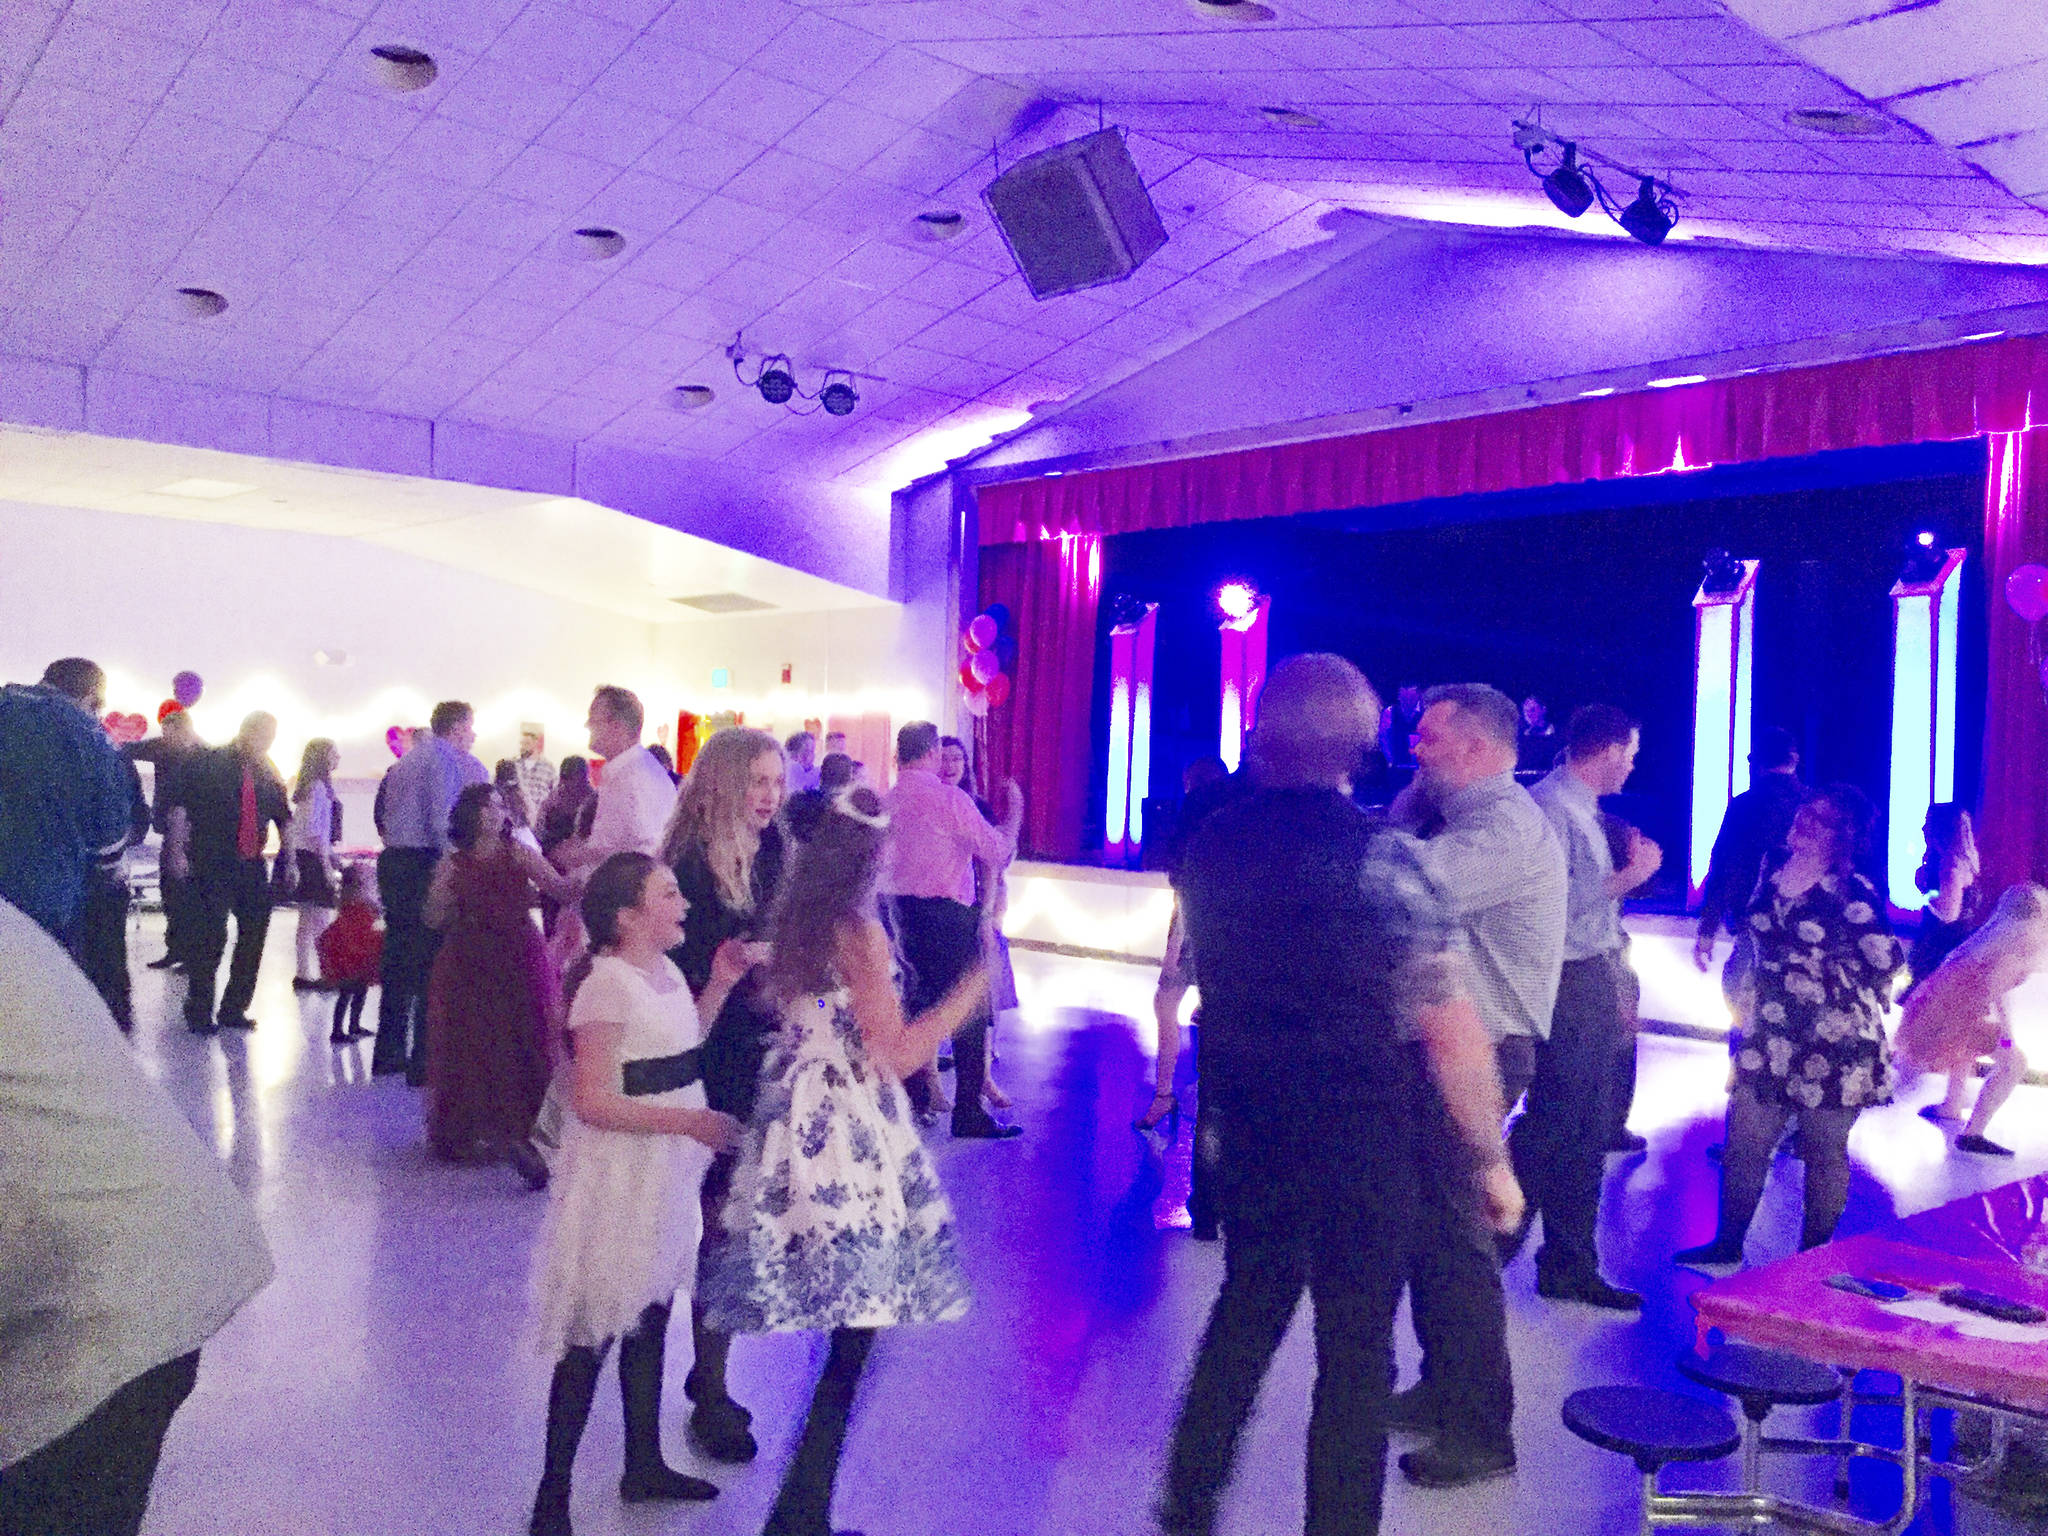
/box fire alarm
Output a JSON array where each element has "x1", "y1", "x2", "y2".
[{"x1": 781, "y1": 664, "x2": 793, "y2": 685}]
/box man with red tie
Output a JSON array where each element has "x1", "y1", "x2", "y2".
[{"x1": 164, "y1": 713, "x2": 293, "y2": 1035}]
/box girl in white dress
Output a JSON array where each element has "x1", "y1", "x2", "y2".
[
  {"x1": 527, "y1": 851, "x2": 749, "y2": 1536},
  {"x1": 701, "y1": 787, "x2": 984, "y2": 1536}
]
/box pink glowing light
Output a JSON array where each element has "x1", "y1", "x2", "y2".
[{"x1": 1216, "y1": 581, "x2": 1258, "y2": 622}]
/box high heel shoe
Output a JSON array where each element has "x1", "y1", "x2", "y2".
[{"x1": 1133, "y1": 1091, "x2": 1180, "y2": 1152}]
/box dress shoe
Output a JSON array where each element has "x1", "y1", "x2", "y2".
[
  {"x1": 1605, "y1": 1130, "x2": 1648, "y2": 1154},
  {"x1": 1385, "y1": 1384, "x2": 1441, "y2": 1434},
  {"x1": 1398, "y1": 1441, "x2": 1517, "y2": 1489},
  {"x1": 618, "y1": 1463, "x2": 717, "y2": 1503},
  {"x1": 1536, "y1": 1271, "x2": 1642, "y2": 1311},
  {"x1": 528, "y1": 1484, "x2": 571, "y2": 1536},
  {"x1": 951, "y1": 1112, "x2": 1022, "y2": 1140},
  {"x1": 687, "y1": 1399, "x2": 758, "y2": 1464},
  {"x1": 1958, "y1": 1133, "x2": 2016, "y2": 1157},
  {"x1": 509, "y1": 1139, "x2": 551, "y2": 1192},
  {"x1": 1673, "y1": 1240, "x2": 1744, "y2": 1272}
]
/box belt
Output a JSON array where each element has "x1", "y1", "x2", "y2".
[{"x1": 621, "y1": 1048, "x2": 704, "y2": 1097}]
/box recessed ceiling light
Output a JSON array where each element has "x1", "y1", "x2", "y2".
[
  {"x1": 913, "y1": 210, "x2": 967, "y2": 241},
  {"x1": 1191, "y1": 0, "x2": 1276, "y2": 19},
  {"x1": 153, "y1": 478, "x2": 257, "y2": 500},
  {"x1": 669, "y1": 384, "x2": 716, "y2": 410},
  {"x1": 1258, "y1": 106, "x2": 1324, "y2": 129},
  {"x1": 1578, "y1": 386, "x2": 1617, "y2": 397},
  {"x1": 369, "y1": 43, "x2": 437, "y2": 92},
  {"x1": 566, "y1": 226, "x2": 626, "y2": 260},
  {"x1": 173, "y1": 286, "x2": 227, "y2": 319},
  {"x1": 1785, "y1": 107, "x2": 1886, "y2": 137},
  {"x1": 1647, "y1": 374, "x2": 1708, "y2": 388}
]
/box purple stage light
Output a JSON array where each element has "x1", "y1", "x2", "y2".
[{"x1": 1216, "y1": 580, "x2": 1258, "y2": 622}]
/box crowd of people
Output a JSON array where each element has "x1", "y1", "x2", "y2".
[{"x1": 1, "y1": 651, "x2": 2043, "y2": 1536}]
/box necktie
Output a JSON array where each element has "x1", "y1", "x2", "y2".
[{"x1": 237, "y1": 764, "x2": 260, "y2": 860}]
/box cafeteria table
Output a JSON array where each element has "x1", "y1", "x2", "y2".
[{"x1": 1682, "y1": 1176, "x2": 2048, "y2": 1533}]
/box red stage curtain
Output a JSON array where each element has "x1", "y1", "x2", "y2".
[
  {"x1": 978, "y1": 334, "x2": 2048, "y2": 546},
  {"x1": 977, "y1": 534, "x2": 1101, "y2": 859},
  {"x1": 1980, "y1": 429, "x2": 2048, "y2": 896}
]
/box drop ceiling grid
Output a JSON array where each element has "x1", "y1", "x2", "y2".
[{"x1": 0, "y1": 0, "x2": 2042, "y2": 505}]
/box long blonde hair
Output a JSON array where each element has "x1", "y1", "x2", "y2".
[{"x1": 659, "y1": 727, "x2": 783, "y2": 912}]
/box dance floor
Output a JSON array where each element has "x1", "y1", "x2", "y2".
[{"x1": 122, "y1": 915, "x2": 2044, "y2": 1536}]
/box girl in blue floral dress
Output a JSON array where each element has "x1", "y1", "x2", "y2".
[{"x1": 701, "y1": 786, "x2": 984, "y2": 1536}]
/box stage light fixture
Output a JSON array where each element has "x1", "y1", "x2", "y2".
[
  {"x1": 1700, "y1": 548, "x2": 1746, "y2": 597},
  {"x1": 1216, "y1": 580, "x2": 1259, "y2": 621},
  {"x1": 1541, "y1": 142, "x2": 1594, "y2": 218},
  {"x1": 819, "y1": 373, "x2": 859, "y2": 416},
  {"x1": 1899, "y1": 530, "x2": 1947, "y2": 586},
  {"x1": 1617, "y1": 176, "x2": 1677, "y2": 246},
  {"x1": 754, "y1": 357, "x2": 796, "y2": 405}
]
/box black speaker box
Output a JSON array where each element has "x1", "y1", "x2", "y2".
[{"x1": 981, "y1": 129, "x2": 1168, "y2": 300}]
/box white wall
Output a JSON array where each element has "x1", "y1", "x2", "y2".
[{"x1": 0, "y1": 497, "x2": 675, "y2": 802}]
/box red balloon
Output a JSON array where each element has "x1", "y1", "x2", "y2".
[
  {"x1": 2006, "y1": 563, "x2": 2048, "y2": 624},
  {"x1": 967, "y1": 613, "x2": 998, "y2": 652},
  {"x1": 958, "y1": 660, "x2": 984, "y2": 692},
  {"x1": 969, "y1": 650, "x2": 1001, "y2": 685},
  {"x1": 157, "y1": 698, "x2": 183, "y2": 723},
  {"x1": 984, "y1": 673, "x2": 1012, "y2": 709}
]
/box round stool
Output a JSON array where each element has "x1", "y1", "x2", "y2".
[
  {"x1": 1678, "y1": 1343, "x2": 1843, "y2": 1491},
  {"x1": 1564, "y1": 1386, "x2": 1740, "y2": 1534}
]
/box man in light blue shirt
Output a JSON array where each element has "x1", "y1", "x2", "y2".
[
  {"x1": 372, "y1": 701, "x2": 488, "y2": 1081},
  {"x1": 1515, "y1": 705, "x2": 1660, "y2": 1312}
]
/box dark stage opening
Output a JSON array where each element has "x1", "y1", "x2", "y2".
[{"x1": 1091, "y1": 438, "x2": 1990, "y2": 902}]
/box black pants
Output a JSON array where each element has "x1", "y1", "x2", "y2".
[
  {"x1": 183, "y1": 860, "x2": 272, "y2": 1028},
  {"x1": 1609, "y1": 952, "x2": 1642, "y2": 1143},
  {"x1": 892, "y1": 896, "x2": 991, "y2": 1131},
  {"x1": 765, "y1": 1327, "x2": 876, "y2": 1536},
  {"x1": 1163, "y1": 1112, "x2": 1413, "y2": 1536},
  {"x1": 331, "y1": 982, "x2": 368, "y2": 1038},
  {"x1": 1403, "y1": 1053, "x2": 1519, "y2": 1455},
  {"x1": 70, "y1": 868, "x2": 134, "y2": 1031},
  {"x1": 159, "y1": 871, "x2": 195, "y2": 966},
  {"x1": 1507, "y1": 955, "x2": 1626, "y2": 1283},
  {"x1": 1714, "y1": 1081, "x2": 1859, "y2": 1252},
  {"x1": 0, "y1": 1350, "x2": 198, "y2": 1536},
  {"x1": 373, "y1": 848, "x2": 438, "y2": 1080}
]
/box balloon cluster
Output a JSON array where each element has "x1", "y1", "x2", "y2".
[
  {"x1": 2007, "y1": 565, "x2": 2048, "y2": 697},
  {"x1": 154, "y1": 671, "x2": 204, "y2": 729},
  {"x1": 958, "y1": 604, "x2": 1016, "y2": 718}
]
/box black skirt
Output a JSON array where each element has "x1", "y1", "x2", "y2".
[{"x1": 293, "y1": 850, "x2": 337, "y2": 908}]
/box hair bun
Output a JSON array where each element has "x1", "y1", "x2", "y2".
[{"x1": 784, "y1": 791, "x2": 831, "y2": 845}]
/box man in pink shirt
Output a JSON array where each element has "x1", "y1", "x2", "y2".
[{"x1": 884, "y1": 721, "x2": 1023, "y2": 1138}]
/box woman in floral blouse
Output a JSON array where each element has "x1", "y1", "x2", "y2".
[{"x1": 1678, "y1": 785, "x2": 1905, "y2": 1267}]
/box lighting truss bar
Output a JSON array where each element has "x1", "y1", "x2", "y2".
[
  {"x1": 1219, "y1": 596, "x2": 1270, "y2": 775},
  {"x1": 1690, "y1": 559, "x2": 1758, "y2": 896},
  {"x1": 1888, "y1": 549, "x2": 1967, "y2": 907},
  {"x1": 1105, "y1": 603, "x2": 1158, "y2": 862}
]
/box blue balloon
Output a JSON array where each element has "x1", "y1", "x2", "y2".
[{"x1": 983, "y1": 603, "x2": 1011, "y2": 634}]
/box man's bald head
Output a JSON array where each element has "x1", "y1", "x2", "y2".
[{"x1": 1247, "y1": 653, "x2": 1381, "y2": 790}]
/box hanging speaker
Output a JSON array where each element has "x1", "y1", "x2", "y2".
[{"x1": 981, "y1": 129, "x2": 1168, "y2": 300}]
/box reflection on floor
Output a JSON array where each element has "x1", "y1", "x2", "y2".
[{"x1": 124, "y1": 917, "x2": 2042, "y2": 1535}]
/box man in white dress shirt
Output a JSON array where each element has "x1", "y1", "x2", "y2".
[{"x1": 580, "y1": 686, "x2": 676, "y2": 862}]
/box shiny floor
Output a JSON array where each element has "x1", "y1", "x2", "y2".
[{"x1": 122, "y1": 914, "x2": 2043, "y2": 1536}]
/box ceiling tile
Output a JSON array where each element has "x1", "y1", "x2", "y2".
[
  {"x1": 206, "y1": 0, "x2": 363, "y2": 78},
  {"x1": 537, "y1": 92, "x2": 677, "y2": 167},
  {"x1": 35, "y1": 14, "x2": 188, "y2": 101},
  {"x1": 588, "y1": 37, "x2": 736, "y2": 114},
  {"x1": 491, "y1": 145, "x2": 623, "y2": 211},
  {"x1": 746, "y1": 11, "x2": 891, "y2": 93},
  {"x1": 491, "y1": 0, "x2": 637, "y2": 89},
  {"x1": 689, "y1": 68, "x2": 828, "y2": 147}
]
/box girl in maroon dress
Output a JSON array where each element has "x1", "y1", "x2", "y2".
[{"x1": 424, "y1": 784, "x2": 578, "y2": 1165}]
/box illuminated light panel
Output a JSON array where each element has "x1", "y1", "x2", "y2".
[
  {"x1": 1888, "y1": 549, "x2": 1967, "y2": 906},
  {"x1": 1648, "y1": 374, "x2": 1709, "y2": 389},
  {"x1": 1689, "y1": 560, "x2": 1758, "y2": 893},
  {"x1": 1218, "y1": 595, "x2": 1270, "y2": 774},
  {"x1": 1104, "y1": 604, "x2": 1159, "y2": 860}
]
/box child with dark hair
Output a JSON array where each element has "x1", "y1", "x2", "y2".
[
  {"x1": 701, "y1": 788, "x2": 984, "y2": 1536},
  {"x1": 317, "y1": 863, "x2": 382, "y2": 1044},
  {"x1": 528, "y1": 852, "x2": 751, "y2": 1536}
]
